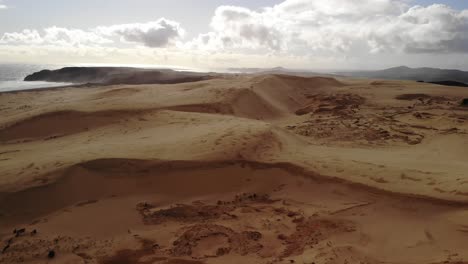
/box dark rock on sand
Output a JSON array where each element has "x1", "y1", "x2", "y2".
[
  {"x1": 14, "y1": 228, "x2": 25, "y2": 237},
  {"x1": 415, "y1": 80, "x2": 468, "y2": 87},
  {"x1": 429, "y1": 81, "x2": 468, "y2": 87},
  {"x1": 2, "y1": 244, "x2": 9, "y2": 254}
]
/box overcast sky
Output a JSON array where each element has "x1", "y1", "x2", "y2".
[{"x1": 1, "y1": 0, "x2": 468, "y2": 70}]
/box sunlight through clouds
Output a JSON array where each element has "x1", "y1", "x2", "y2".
[{"x1": 0, "y1": 0, "x2": 468, "y2": 69}]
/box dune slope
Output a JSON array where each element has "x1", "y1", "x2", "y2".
[{"x1": 1, "y1": 75, "x2": 468, "y2": 264}]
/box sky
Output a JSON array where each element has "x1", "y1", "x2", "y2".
[{"x1": 1, "y1": 0, "x2": 468, "y2": 71}]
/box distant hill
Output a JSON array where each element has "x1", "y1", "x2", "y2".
[
  {"x1": 338, "y1": 66, "x2": 468, "y2": 86},
  {"x1": 227, "y1": 66, "x2": 338, "y2": 78},
  {"x1": 24, "y1": 67, "x2": 215, "y2": 85},
  {"x1": 228, "y1": 66, "x2": 288, "y2": 73}
]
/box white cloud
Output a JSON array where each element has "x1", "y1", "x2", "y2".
[
  {"x1": 190, "y1": 0, "x2": 468, "y2": 55},
  {"x1": 43, "y1": 27, "x2": 112, "y2": 46},
  {"x1": 275, "y1": 0, "x2": 406, "y2": 17},
  {"x1": 0, "y1": 18, "x2": 184, "y2": 48},
  {"x1": 186, "y1": 5, "x2": 289, "y2": 52},
  {"x1": 0, "y1": 29, "x2": 43, "y2": 44},
  {"x1": 97, "y1": 18, "x2": 185, "y2": 48},
  {"x1": 209, "y1": 6, "x2": 284, "y2": 50},
  {"x1": 0, "y1": 27, "x2": 112, "y2": 46},
  {"x1": 1, "y1": 0, "x2": 468, "y2": 69},
  {"x1": 368, "y1": 4, "x2": 468, "y2": 53},
  {"x1": 0, "y1": 0, "x2": 7, "y2": 9}
]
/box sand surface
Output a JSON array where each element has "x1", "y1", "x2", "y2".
[{"x1": 1, "y1": 74, "x2": 468, "y2": 264}]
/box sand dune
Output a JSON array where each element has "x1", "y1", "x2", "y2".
[
  {"x1": 0, "y1": 110, "x2": 150, "y2": 144},
  {"x1": 1, "y1": 74, "x2": 468, "y2": 264}
]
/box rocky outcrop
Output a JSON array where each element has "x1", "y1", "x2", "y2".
[
  {"x1": 428, "y1": 81, "x2": 468, "y2": 87},
  {"x1": 462, "y1": 98, "x2": 468, "y2": 106}
]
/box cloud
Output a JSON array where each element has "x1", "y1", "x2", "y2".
[
  {"x1": 0, "y1": 0, "x2": 7, "y2": 9},
  {"x1": 0, "y1": 18, "x2": 185, "y2": 48},
  {"x1": 368, "y1": 4, "x2": 468, "y2": 53},
  {"x1": 1, "y1": 29, "x2": 43, "y2": 44},
  {"x1": 187, "y1": 5, "x2": 287, "y2": 51},
  {"x1": 43, "y1": 27, "x2": 112, "y2": 46},
  {"x1": 191, "y1": 0, "x2": 468, "y2": 55},
  {"x1": 1, "y1": 0, "x2": 468, "y2": 70},
  {"x1": 209, "y1": 6, "x2": 284, "y2": 50},
  {"x1": 0, "y1": 27, "x2": 111, "y2": 46},
  {"x1": 97, "y1": 18, "x2": 185, "y2": 47},
  {"x1": 1, "y1": 1, "x2": 467, "y2": 55}
]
